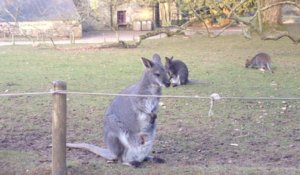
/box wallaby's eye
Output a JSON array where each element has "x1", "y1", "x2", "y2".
[{"x1": 154, "y1": 73, "x2": 160, "y2": 77}]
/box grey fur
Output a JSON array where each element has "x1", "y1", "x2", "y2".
[
  {"x1": 245, "y1": 52, "x2": 273, "y2": 73},
  {"x1": 66, "y1": 54, "x2": 170, "y2": 168}
]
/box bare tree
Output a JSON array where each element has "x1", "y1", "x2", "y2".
[
  {"x1": 258, "y1": 0, "x2": 300, "y2": 42},
  {"x1": 186, "y1": 0, "x2": 300, "y2": 43},
  {"x1": 121, "y1": 0, "x2": 300, "y2": 48},
  {"x1": 0, "y1": 0, "x2": 22, "y2": 45},
  {"x1": 261, "y1": 0, "x2": 283, "y2": 25},
  {"x1": 1, "y1": 0, "x2": 82, "y2": 46}
]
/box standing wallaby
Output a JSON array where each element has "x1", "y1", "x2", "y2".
[
  {"x1": 165, "y1": 56, "x2": 208, "y2": 86},
  {"x1": 66, "y1": 54, "x2": 170, "y2": 168},
  {"x1": 245, "y1": 52, "x2": 273, "y2": 73}
]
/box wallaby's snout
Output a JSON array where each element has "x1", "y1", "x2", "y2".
[
  {"x1": 158, "y1": 61, "x2": 171, "y2": 88},
  {"x1": 163, "y1": 76, "x2": 171, "y2": 88},
  {"x1": 165, "y1": 81, "x2": 171, "y2": 87},
  {"x1": 154, "y1": 64, "x2": 171, "y2": 88}
]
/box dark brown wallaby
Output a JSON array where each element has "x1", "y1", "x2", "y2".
[{"x1": 165, "y1": 56, "x2": 209, "y2": 86}]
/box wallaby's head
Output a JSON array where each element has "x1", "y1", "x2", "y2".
[
  {"x1": 165, "y1": 56, "x2": 176, "y2": 79},
  {"x1": 141, "y1": 56, "x2": 170, "y2": 88},
  {"x1": 245, "y1": 59, "x2": 251, "y2": 68}
]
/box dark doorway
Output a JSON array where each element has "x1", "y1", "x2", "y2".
[{"x1": 117, "y1": 10, "x2": 126, "y2": 28}]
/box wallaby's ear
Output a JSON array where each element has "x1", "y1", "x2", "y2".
[
  {"x1": 170, "y1": 56, "x2": 174, "y2": 60},
  {"x1": 141, "y1": 57, "x2": 154, "y2": 68},
  {"x1": 152, "y1": 54, "x2": 161, "y2": 64},
  {"x1": 165, "y1": 57, "x2": 171, "y2": 63}
]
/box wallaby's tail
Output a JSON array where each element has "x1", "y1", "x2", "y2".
[
  {"x1": 188, "y1": 80, "x2": 210, "y2": 85},
  {"x1": 66, "y1": 143, "x2": 116, "y2": 160}
]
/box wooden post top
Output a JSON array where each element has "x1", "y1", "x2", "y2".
[{"x1": 53, "y1": 80, "x2": 67, "y2": 90}]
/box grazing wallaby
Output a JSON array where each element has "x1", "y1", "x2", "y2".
[
  {"x1": 66, "y1": 54, "x2": 170, "y2": 168},
  {"x1": 165, "y1": 56, "x2": 208, "y2": 86},
  {"x1": 245, "y1": 52, "x2": 273, "y2": 73}
]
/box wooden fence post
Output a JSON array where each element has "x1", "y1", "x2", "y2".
[{"x1": 52, "y1": 80, "x2": 67, "y2": 175}]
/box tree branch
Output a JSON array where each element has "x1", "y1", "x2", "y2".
[
  {"x1": 228, "y1": 0, "x2": 248, "y2": 18},
  {"x1": 210, "y1": 21, "x2": 235, "y2": 38},
  {"x1": 260, "y1": 1, "x2": 300, "y2": 11},
  {"x1": 56, "y1": 27, "x2": 185, "y2": 50},
  {"x1": 189, "y1": 4, "x2": 211, "y2": 37},
  {"x1": 261, "y1": 30, "x2": 300, "y2": 44}
]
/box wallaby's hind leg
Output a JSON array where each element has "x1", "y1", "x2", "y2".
[
  {"x1": 124, "y1": 156, "x2": 165, "y2": 168},
  {"x1": 130, "y1": 161, "x2": 143, "y2": 168},
  {"x1": 122, "y1": 161, "x2": 143, "y2": 168},
  {"x1": 179, "y1": 74, "x2": 188, "y2": 85},
  {"x1": 144, "y1": 156, "x2": 166, "y2": 164},
  {"x1": 106, "y1": 133, "x2": 125, "y2": 162},
  {"x1": 107, "y1": 131, "x2": 146, "y2": 167}
]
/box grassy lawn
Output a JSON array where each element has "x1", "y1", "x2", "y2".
[{"x1": 0, "y1": 34, "x2": 300, "y2": 175}]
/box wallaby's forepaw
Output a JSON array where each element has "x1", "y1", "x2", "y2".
[
  {"x1": 139, "y1": 133, "x2": 148, "y2": 145},
  {"x1": 150, "y1": 113, "x2": 157, "y2": 124}
]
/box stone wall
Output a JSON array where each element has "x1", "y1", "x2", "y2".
[{"x1": 0, "y1": 20, "x2": 82, "y2": 39}]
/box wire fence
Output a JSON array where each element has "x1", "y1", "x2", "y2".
[
  {"x1": 0, "y1": 85, "x2": 300, "y2": 173},
  {"x1": 1, "y1": 90, "x2": 300, "y2": 118},
  {"x1": 1, "y1": 90, "x2": 300, "y2": 117}
]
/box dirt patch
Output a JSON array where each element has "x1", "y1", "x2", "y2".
[{"x1": 2, "y1": 100, "x2": 300, "y2": 173}]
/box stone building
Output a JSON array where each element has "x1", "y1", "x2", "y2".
[
  {"x1": 78, "y1": 0, "x2": 180, "y2": 31},
  {"x1": 0, "y1": 0, "x2": 181, "y2": 39}
]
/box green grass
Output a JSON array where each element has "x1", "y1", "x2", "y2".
[{"x1": 0, "y1": 35, "x2": 300, "y2": 175}]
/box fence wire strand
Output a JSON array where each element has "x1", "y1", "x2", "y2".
[
  {"x1": 0, "y1": 91, "x2": 53, "y2": 97},
  {"x1": 0, "y1": 90, "x2": 300, "y2": 100},
  {"x1": 1, "y1": 90, "x2": 299, "y2": 117}
]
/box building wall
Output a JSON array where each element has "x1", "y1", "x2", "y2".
[
  {"x1": 78, "y1": 1, "x2": 177, "y2": 31},
  {"x1": 113, "y1": 3, "x2": 155, "y2": 30}
]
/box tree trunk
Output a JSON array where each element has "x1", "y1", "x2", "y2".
[{"x1": 261, "y1": 0, "x2": 283, "y2": 25}]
